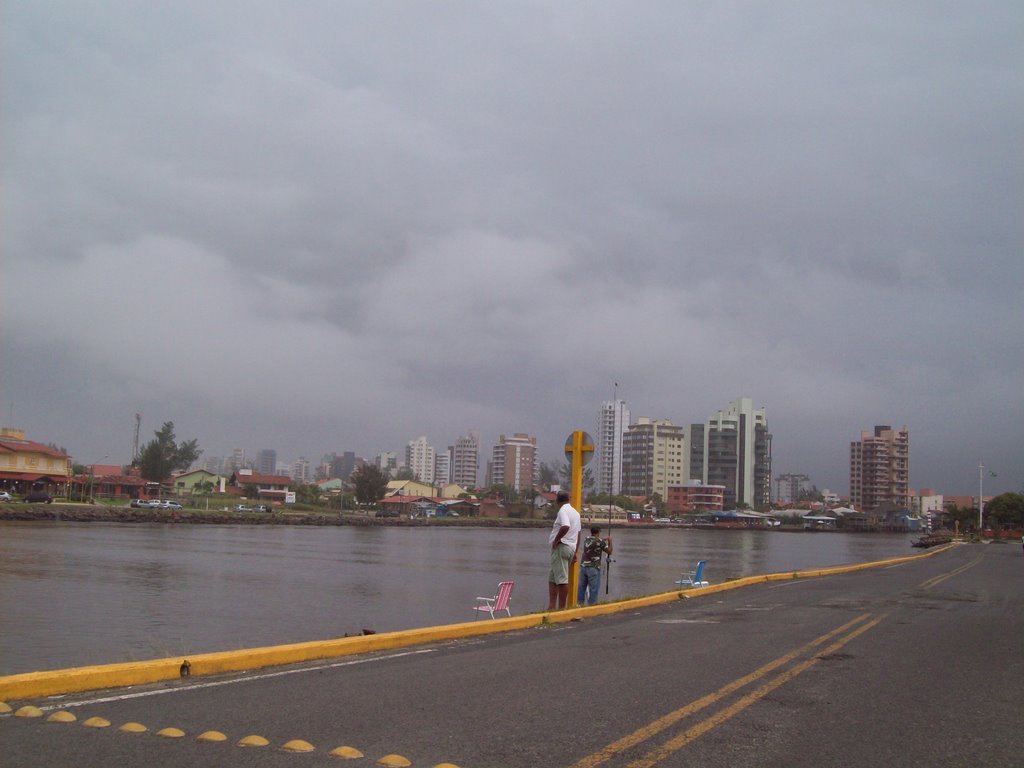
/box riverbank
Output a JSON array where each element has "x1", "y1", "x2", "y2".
[
  {"x1": 0, "y1": 519, "x2": 923, "y2": 675},
  {"x1": 0, "y1": 504, "x2": 549, "y2": 528}
]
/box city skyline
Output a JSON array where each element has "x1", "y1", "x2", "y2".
[
  {"x1": 4, "y1": 385, "x2": 1014, "y2": 502},
  {"x1": 4, "y1": 4, "x2": 1021, "y2": 498}
]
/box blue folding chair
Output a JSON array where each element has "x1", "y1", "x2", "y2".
[{"x1": 675, "y1": 560, "x2": 708, "y2": 588}]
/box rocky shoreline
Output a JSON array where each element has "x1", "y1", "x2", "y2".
[{"x1": 0, "y1": 504, "x2": 549, "y2": 528}]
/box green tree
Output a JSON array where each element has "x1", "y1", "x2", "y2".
[
  {"x1": 646, "y1": 492, "x2": 664, "y2": 514},
  {"x1": 192, "y1": 479, "x2": 215, "y2": 500},
  {"x1": 485, "y1": 483, "x2": 512, "y2": 501},
  {"x1": 942, "y1": 504, "x2": 977, "y2": 531},
  {"x1": 538, "y1": 462, "x2": 559, "y2": 489},
  {"x1": 135, "y1": 422, "x2": 201, "y2": 483},
  {"x1": 351, "y1": 464, "x2": 389, "y2": 506},
  {"x1": 294, "y1": 483, "x2": 323, "y2": 505},
  {"x1": 796, "y1": 486, "x2": 823, "y2": 503},
  {"x1": 558, "y1": 462, "x2": 595, "y2": 493},
  {"x1": 587, "y1": 492, "x2": 637, "y2": 511},
  {"x1": 985, "y1": 492, "x2": 1024, "y2": 529}
]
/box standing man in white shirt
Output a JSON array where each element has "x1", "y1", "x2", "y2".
[{"x1": 547, "y1": 490, "x2": 582, "y2": 610}]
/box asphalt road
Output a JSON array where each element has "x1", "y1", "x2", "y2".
[{"x1": 3, "y1": 541, "x2": 1021, "y2": 767}]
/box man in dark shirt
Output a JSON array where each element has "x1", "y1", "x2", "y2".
[{"x1": 577, "y1": 525, "x2": 612, "y2": 606}]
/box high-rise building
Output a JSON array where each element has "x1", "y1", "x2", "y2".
[
  {"x1": 224, "y1": 448, "x2": 247, "y2": 474},
  {"x1": 688, "y1": 397, "x2": 772, "y2": 509},
  {"x1": 405, "y1": 436, "x2": 435, "y2": 484},
  {"x1": 488, "y1": 433, "x2": 537, "y2": 492},
  {"x1": 291, "y1": 456, "x2": 310, "y2": 484},
  {"x1": 775, "y1": 473, "x2": 811, "y2": 504},
  {"x1": 621, "y1": 418, "x2": 686, "y2": 500},
  {"x1": 325, "y1": 451, "x2": 357, "y2": 480},
  {"x1": 256, "y1": 449, "x2": 277, "y2": 477},
  {"x1": 434, "y1": 452, "x2": 451, "y2": 487},
  {"x1": 375, "y1": 452, "x2": 397, "y2": 477},
  {"x1": 849, "y1": 425, "x2": 909, "y2": 511},
  {"x1": 596, "y1": 399, "x2": 629, "y2": 496},
  {"x1": 340, "y1": 451, "x2": 356, "y2": 481},
  {"x1": 451, "y1": 432, "x2": 480, "y2": 489}
]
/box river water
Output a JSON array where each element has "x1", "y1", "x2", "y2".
[{"x1": 0, "y1": 522, "x2": 916, "y2": 675}]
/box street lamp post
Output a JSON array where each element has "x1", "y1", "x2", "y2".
[
  {"x1": 87, "y1": 455, "x2": 109, "y2": 504},
  {"x1": 978, "y1": 462, "x2": 984, "y2": 532}
]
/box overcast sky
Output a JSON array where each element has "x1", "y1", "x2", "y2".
[{"x1": 2, "y1": 2, "x2": 1021, "y2": 496}]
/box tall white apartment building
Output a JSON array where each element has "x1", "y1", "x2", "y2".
[
  {"x1": 291, "y1": 456, "x2": 310, "y2": 484},
  {"x1": 405, "y1": 436, "x2": 435, "y2": 484},
  {"x1": 434, "y1": 452, "x2": 451, "y2": 488},
  {"x1": 451, "y1": 432, "x2": 480, "y2": 489},
  {"x1": 621, "y1": 418, "x2": 686, "y2": 501},
  {"x1": 688, "y1": 397, "x2": 772, "y2": 509},
  {"x1": 597, "y1": 399, "x2": 629, "y2": 496}
]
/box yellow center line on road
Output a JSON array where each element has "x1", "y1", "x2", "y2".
[
  {"x1": 919, "y1": 556, "x2": 982, "y2": 590},
  {"x1": 624, "y1": 614, "x2": 887, "y2": 768},
  {"x1": 568, "y1": 612, "x2": 875, "y2": 768}
]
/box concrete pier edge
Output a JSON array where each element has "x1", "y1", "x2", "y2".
[{"x1": 0, "y1": 544, "x2": 955, "y2": 701}]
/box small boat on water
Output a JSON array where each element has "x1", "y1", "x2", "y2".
[{"x1": 912, "y1": 532, "x2": 953, "y2": 548}]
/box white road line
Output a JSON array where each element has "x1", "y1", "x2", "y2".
[
  {"x1": 38, "y1": 649, "x2": 436, "y2": 711},
  {"x1": 655, "y1": 619, "x2": 719, "y2": 624}
]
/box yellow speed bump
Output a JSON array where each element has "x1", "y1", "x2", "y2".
[
  {"x1": 434, "y1": 763, "x2": 462, "y2": 767},
  {"x1": 282, "y1": 739, "x2": 315, "y2": 753},
  {"x1": 46, "y1": 710, "x2": 77, "y2": 723},
  {"x1": 15, "y1": 705, "x2": 43, "y2": 718},
  {"x1": 378, "y1": 755, "x2": 412, "y2": 767},
  {"x1": 120, "y1": 722, "x2": 148, "y2": 733},
  {"x1": 156, "y1": 727, "x2": 185, "y2": 738},
  {"x1": 238, "y1": 734, "x2": 270, "y2": 747},
  {"x1": 197, "y1": 730, "x2": 227, "y2": 742},
  {"x1": 0, "y1": 701, "x2": 11, "y2": 714},
  {"x1": 330, "y1": 745, "x2": 364, "y2": 759},
  {"x1": 82, "y1": 716, "x2": 111, "y2": 728}
]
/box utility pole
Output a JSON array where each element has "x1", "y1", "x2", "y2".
[
  {"x1": 133, "y1": 413, "x2": 141, "y2": 461},
  {"x1": 978, "y1": 462, "x2": 984, "y2": 532}
]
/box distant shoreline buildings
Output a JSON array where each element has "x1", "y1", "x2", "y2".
[{"x1": 9, "y1": 399, "x2": 978, "y2": 518}]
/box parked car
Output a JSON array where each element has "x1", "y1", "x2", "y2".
[
  {"x1": 252, "y1": 504, "x2": 272, "y2": 513},
  {"x1": 25, "y1": 491, "x2": 53, "y2": 504},
  {"x1": 234, "y1": 504, "x2": 252, "y2": 513},
  {"x1": 0, "y1": 491, "x2": 13, "y2": 502},
  {"x1": 376, "y1": 509, "x2": 400, "y2": 518},
  {"x1": 130, "y1": 499, "x2": 155, "y2": 508},
  {"x1": 160, "y1": 501, "x2": 183, "y2": 510}
]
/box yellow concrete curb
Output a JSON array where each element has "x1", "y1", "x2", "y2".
[{"x1": 0, "y1": 544, "x2": 954, "y2": 701}]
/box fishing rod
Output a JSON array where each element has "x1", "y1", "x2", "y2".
[{"x1": 606, "y1": 382, "x2": 617, "y2": 595}]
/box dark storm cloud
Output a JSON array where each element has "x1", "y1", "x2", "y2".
[{"x1": 2, "y1": 2, "x2": 1021, "y2": 494}]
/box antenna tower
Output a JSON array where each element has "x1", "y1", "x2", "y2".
[{"x1": 133, "y1": 413, "x2": 141, "y2": 460}]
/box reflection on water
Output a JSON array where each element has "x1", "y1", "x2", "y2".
[{"x1": 0, "y1": 522, "x2": 915, "y2": 675}]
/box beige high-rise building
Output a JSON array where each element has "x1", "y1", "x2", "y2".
[
  {"x1": 451, "y1": 432, "x2": 479, "y2": 489},
  {"x1": 488, "y1": 433, "x2": 536, "y2": 493},
  {"x1": 849, "y1": 425, "x2": 910, "y2": 511},
  {"x1": 621, "y1": 418, "x2": 686, "y2": 501}
]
